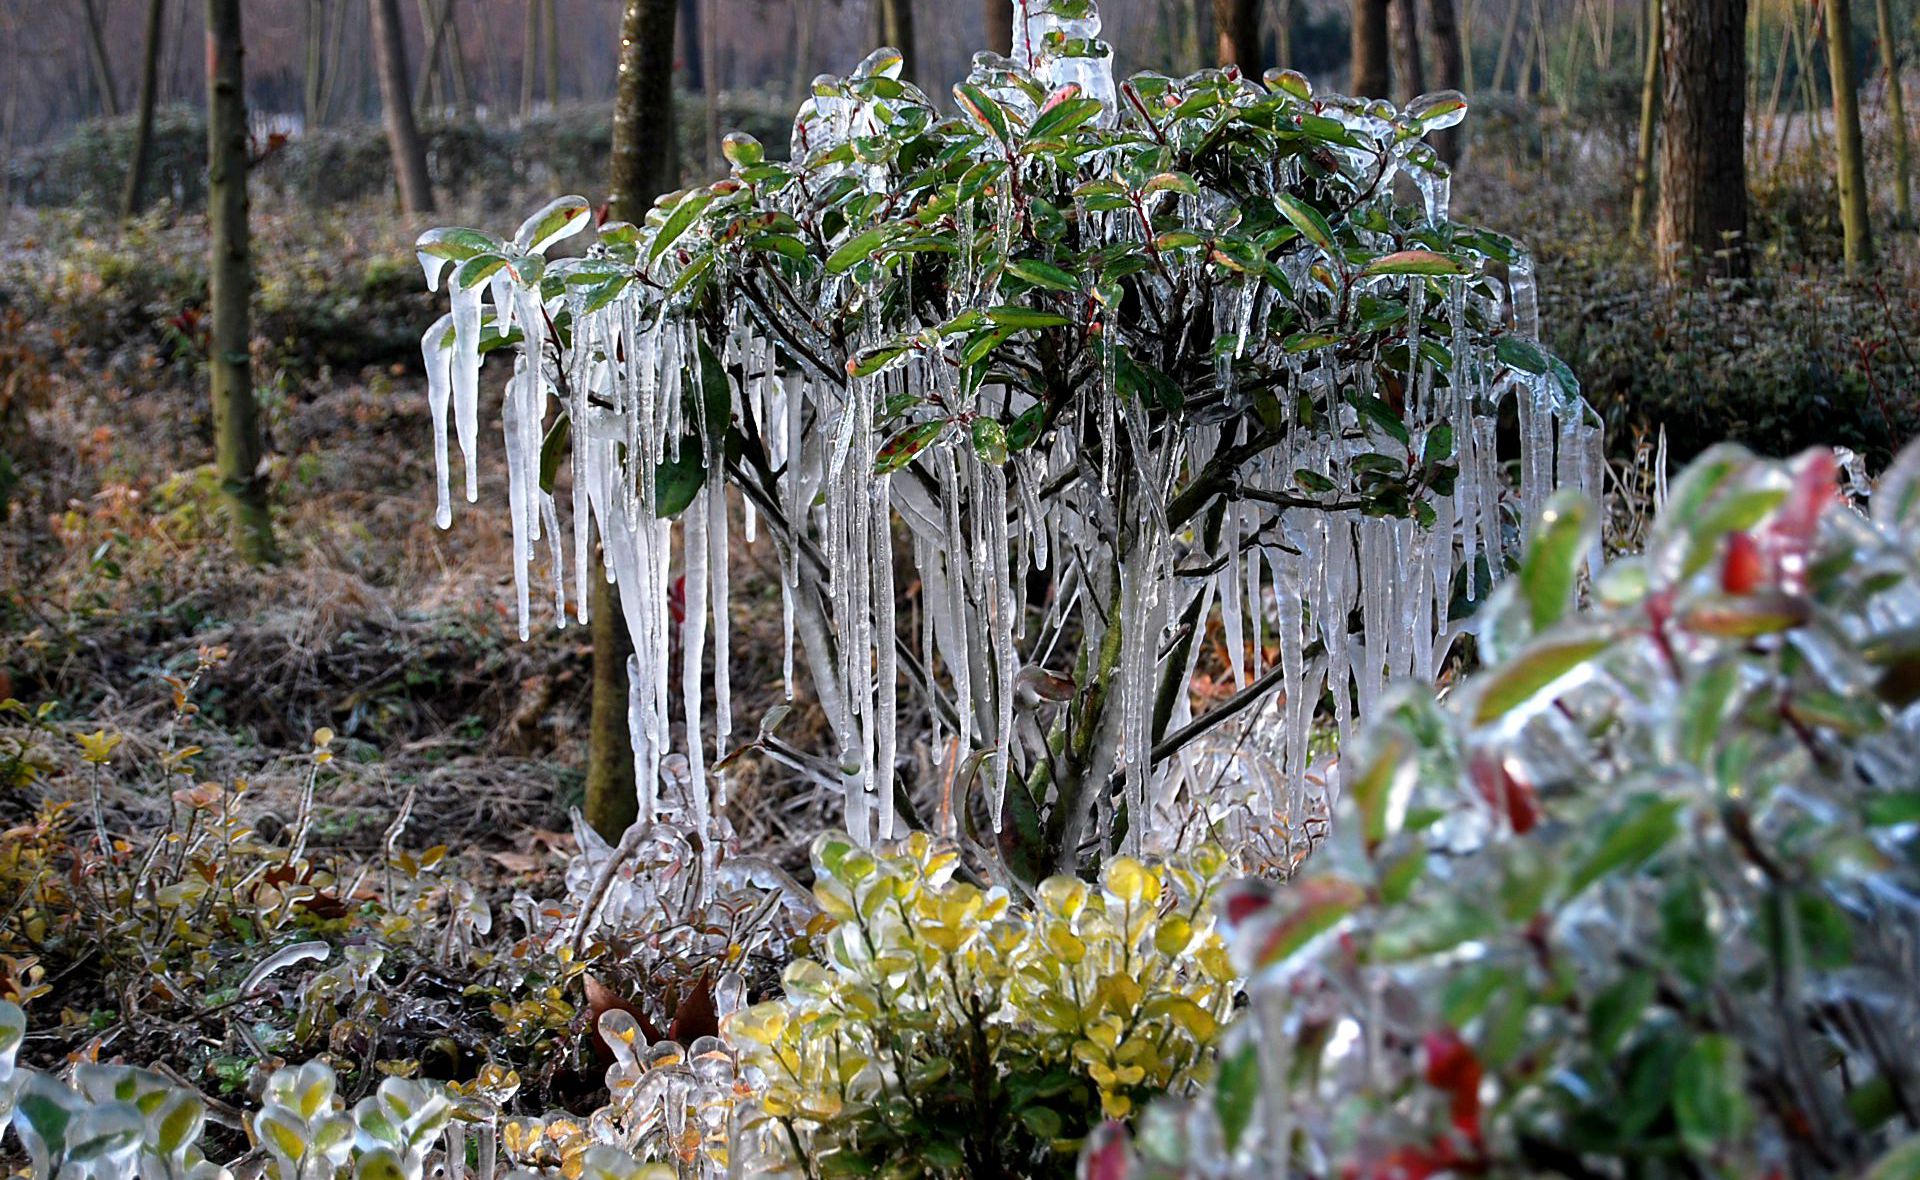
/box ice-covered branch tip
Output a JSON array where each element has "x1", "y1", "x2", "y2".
[{"x1": 414, "y1": 0, "x2": 1598, "y2": 872}]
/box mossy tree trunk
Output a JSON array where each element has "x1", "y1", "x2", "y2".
[
  {"x1": 1214, "y1": 0, "x2": 1261, "y2": 71},
  {"x1": 1823, "y1": 0, "x2": 1875, "y2": 268},
  {"x1": 206, "y1": 0, "x2": 276, "y2": 565},
  {"x1": 121, "y1": 0, "x2": 166, "y2": 218},
  {"x1": 371, "y1": 0, "x2": 436, "y2": 213},
  {"x1": 587, "y1": 0, "x2": 680, "y2": 841},
  {"x1": 1631, "y1": 0, "x2": 1661, "y2": 238},
  {"x1": 1656, "y1": 0, "x2": 1750, "y2": 281},
  {"x1": 1874, "y1": 0, "x2": 1912, "y2": 228},
  {"x1": 1352, "y1": 0, "x2": 1392, "y2": 96}
]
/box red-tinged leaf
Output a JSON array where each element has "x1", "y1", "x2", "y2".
[
  {"x1": 1721, "y1": 530, "x2": 1766, "y2": 595},
  {"x1": 1361, "y1": 249, "x2": 1469, "y2": 278},
  {"x1": 1230, "y1": 876, "x2": 1365, "y2": 973},
  {"x1": 1424, "y1": 1029, "x2": 1485, "y2": 1143},
  {"x1": 1080, "y1": 1121, "x2": 1135, "y2": 1180},
  {"x1": 875, "y1": 420, "x2": 947, "y2": 474},
  {"x1": 1470, "y1": 750, "x2": 1541, "y2": 834},
  {"x1": 668, "y1": 974, "x2": 719, "y2": 1043},
  {"x1": 1680, "y1": 592, "x2": 1811, "y2": 638}
]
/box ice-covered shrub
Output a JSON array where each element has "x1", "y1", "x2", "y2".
[
  {"x1": 416, "y1": 0, "x2": 1597, "y2": 876},
  {"x1": 722, "y1": 831, "x2": 1236, "y2": 1178},
  {"x1": 1085, "y1": 442, "x2": 1920, "y2": 1177}
]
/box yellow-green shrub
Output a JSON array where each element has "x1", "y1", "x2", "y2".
[{"x1": 725, "y1": 832, "x2": 1237, "y2": 1179}]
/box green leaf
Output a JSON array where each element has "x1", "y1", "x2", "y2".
[
  {"x1": 538, "y1": 413, "x2": 570, "y2": 494},
  {"x1": 1241, "y1": 876, "x2": 1366, "y2": 969},
  {"x1": 1005, "y1": 258, "x2": 1080, "y2": 291},
  {"x1": 1866, "y1": 792, "x2": 1920, "y2": 827},
  {"x1": 1142, "y1": 171, "x2": 1200, "y2": 197},
  {"x1": 1423, "y1": 423, "x2": 1454, "y2": 465},
  {"x1": 1470, "y1": 636, "x2": 1612, "y2": 725},
  {"x1": 955, "y1": 82, "x2": 1012, "y2": 144},
  {"x1": 1027, "y1": 95, "x2": 1104, "y2": 141},
  {"x1": 648, "y1": 189, "x2": 716, "y2": 265},
  {"x1": 985, "y1": 305, "x2": 1073, "y2": 329},
  {"x1": 1566, "y1": 795, "x2": 1684, "y2": 898},
  {"x1": 1295, "y1": 468, "x2": 1337, "y2": 494},
  {"x1": 1007, "y1": 402, "x2": 1048, "y2": 451},
  {"x1": 514, "y1": 195, "x2": 592, "y2": 254},
  {"x1": 1674, "y1": 1035, "x2": 1753, "y2": 1157},
  {"x1": 1274, "y1": 192, "x2": 1336, "y2": 251},
  {"x1": 825, "y1": 226, "x2": 894, "y2": 274},
  {"x1": 1360, "y1": 249, "x2": 1468, "y2": 277},
  {"x1": 1215, "y1": 1042, "x2": 1260, "y2": 1152},
  {"x1": 875, "y1": 420, "x2": 947, "y2": 474},
  {"x1": 972, "y1": 418, "x2": 1009, "y2": 465},
  {"x1": 1520, "y1": 491, "x2": 1593, "y2": 631},
  {"x1": 453, "y1": 252, "x2": 509, "y2": 290}
]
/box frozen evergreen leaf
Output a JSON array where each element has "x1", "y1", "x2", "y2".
[
  {"x1": 514, "y1": 195, "x2": 592, "y2": 254},
  {"x1": 825, "y1": 226, "x2": 894, "y2": 274},
  {"x1": 649, "y1": 189, "x2": 716, "y2": 265},
  {"x1": 1470, "y1": 636, "x2": 1611, "y2": 726},
  {"x1": 1361, "y1": 249, "x2": 1467, "y2": 278},
  {"x1": 1274, "y1": 192, "x2": 1335, "y2": 251},
  {"x1": 875, "y1": 420, "x2": 947, "y2": 474},
  {"x1": 1519, "y1": 492, "x2": 1593, "y2": 632},
  {"x1": 1005, "y1": 258, "x2": 1080, "y2": 291},
  {"x1": 538, "y1": 414, "x2": 570, "y2": 495},
  {"x1": 1674, "y1": 1036, "x2": 1752, "y2": 1156},
  {"x1": 954, "y1": 82, "x2": 1011, "y2": 144},
  {"x1": 1566, "y1": 795, "x2": 1683, "y2": 899}
]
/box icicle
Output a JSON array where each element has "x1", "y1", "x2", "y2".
[
  {"x1": 421, "y1": 314, "x2": 456, "y2": 529},
  {"x1": 709, "y1": 481, "x2": 732, "y2": 778},
  {"x1": 872, "y1": 474, "x2": 898, "y2": 841},
  {"x1": 450, "y1": 281, "x2": 484, "y2": 504}
]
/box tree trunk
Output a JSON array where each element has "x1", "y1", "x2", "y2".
[
  {"x1": 986, "y1": 0, "x2": 1012, "y2": 55},
  {"x1": 878, "y1": 0, "x2": 917, "y2": 81},
  {"x1": 1877, "y1": 0, "x2": 1913, "y2": 227},
  {"x1": 543, "y1": 0, "x2": 560, "y2": 106},
  {"x1": 1631, "y1": 0, "x2": 1661, "y2": 237},
  {"x1": 79, "y1": 0, "x2": 121, "y2": 116},
  {"x1": 1426, "y1": 0, "x2": 1463, "y2": 160},
  {"x1": 1388, "y1": 0, "x2": 1425, "y2": 103},
  {"x1": 370, "y1": 0, "x2": 435, "y2": 212},
  {"x1": 305, "y1": 0, "x2": 326, "y2": 128},
  {"x1": 521, "y1": 0, "x2": 539, "y2": 112},
  {"x1": 121, "y1": 0, "x2": 165, "y2": 218},
  {"x1": 590, "y1": 0, "x2": 680, "y2": 842},
  {"x1": 681, "y1": 0, "x2": 705, "y2": 91},
  {"x1": 1352, "y1": 0, "x2": 1392, "y2": 96},
  {"x1": 1656, "y1": 0, "x2": 1750, "y2": 281},
  {"x1": 415, "y1": 0, "x2": 455, "y2": 112},
  {"x1": 1214, "y1": 0, "x2": 1261, "y2": 71},
  {"x1": 205, "y1": 0, "x2": 276, "y2": 565},
  {"x1": 1823, "y1": 0, "x2": 1875, "y2": 267},
  {"x1": 1493, "y1": 0, "x2": 1523, "y2": 90}
]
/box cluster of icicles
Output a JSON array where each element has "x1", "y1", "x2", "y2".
[{"x1": 417, "y1": 0, "x2": 1600, "y2": 864}]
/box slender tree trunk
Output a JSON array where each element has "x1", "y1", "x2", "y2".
[
  {"x1": 702, "y1": 0, "x2": 720, "y2": 170},
  {"x1": 447, "y1": 7, "x2": 475, "y2": 117},
  {"x1": 1875, "y1": 0, "x2": 1912, "y2": 227},
  {"x1": 878, "y1": 0, "x2": 917, "y2": 81},
  {"x1": 1631, "y1": 0, "x2": 1661, "y2": 237},
  {"x1": 521, "y1": 0, "x2": 539, "y2": 112},
  {"x1": 1276, "y1": 0, "x2": 1297, "y2": 67},
  {"x1": 986, "y1": 0, "x2": 1012, "y2": 55},
  {"x1": 79, "y1": 0, "x2": 121, "y2": 116},
  {"x1": 1656, "y1": 0, "x2": 1750, "y2": 281},
  {"x1": 304, "y1": 0, "x2": 327, "y2": 129},
  {"x1": 1823, "y1": 0, "x2": 1875, "y2": 267},
  {"x1": 121, "y1": 0, "x2": 165, "y2": 218},
  {"x1": 590, "y1": 0, "x2": 680, "y2": 841},
  {"x1": 1353, "y1": 0, "x2": 1392, "y2": 96},
  {"x1": 681, "y1": 0, "x2": 705, "y2": 91},
  {"x1": 415, "y1": 0, "x2": 455, "y2": 112},
  {"x1": 1427, "y1": 0, "x2": 1463, "y2": 160},
  {"x1": 205, "y1": 0, "x2": 276, "y2": 564},
  {"x1": 1389, "y1": 0, "x2": 1425, "y2": 103},
  {"x1": 1493, "y1": 0, "x2": 1524, "y2": 90},
  {"x1": 542, "y1": 0, "x2": 559, "y2": 106},
  {"x1": 370, "y1": 0, "x2": 435, "y2": 212},
  {"x1": 791, "y1": 0, "x2": 817, "y2": 101},
  {"x1": 1214, "y1": 0, "x2": 1261, "y2": 71},
  {"x1": 1459, "y1": 0, "x2": 1475, "y2": 87}
]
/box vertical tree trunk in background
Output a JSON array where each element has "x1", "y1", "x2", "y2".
[
  {"x1": 1214, "y1": 0, "x2": 1261, "y2": 71},
  {"x1": 1276, "y1": 0, "x2": 1297, "y2": 67},
  {"x1": 1388, "y1": 0, "x2": 1425, "y2": 103},
  {"x1": 543, "y1": 0, "x2": 560, "y2": 106},
  {"x1": 1823, "y1": 0, "x2": 1875, "y2": 267},
  {"x1": 702, "y1": 0, "x2": 720, "y2": 171},
  {"x1": 590, "y1": 0, "x2": 679, "y2": 842},
  {"x1": 79, "y1": 0, "x2": 121, "y2": 116},
  {"x1": 1874, "y1": 0, "x2": 1912, "y2": 227},
  {"x1": 1631, "y1": 0, "x2": 1661, "y2": 238},
  {"x1": 1353, "y1": 0, "x2": 1392, "y2": 96},
  {"x1": 1427, "y1": 0, "x2": 1463, "y2": 160},
  {"x1": 681, "y1": 0, "x2": 705, "y2": 91},
  {"x1": 790, "y1": 0, "x2": 817, "y2": 100},
  {"x1": 1657, "y1": 0, "x2": 1750, "y2": 281},
  {"x1": 1493, "y1": 0, "x2": 1523, "y2": 90},
  {"x1": 521, "y1": 0, "x2": 539, "y2": 112},
  {"x1": 305, "y1": 0, "x2": 327, "y2": 128},
  {"x1": 986, "y1": 0, "x2": 1012, "y2": 55},
  {"x1": 370, "y1": 0, "x2": 436, "y2": 213},
  {"x1": 205, "y1": 0, "x2": 276, "y2": 565},
  {"x1": 121, "y1": 0, "x2": 165, "y2": 218},
  {"x1": 878, "y1": 0, "x2": 917, "y2": 81},
  {"x1": 416, "y1": 0, "x2": 455, "y2": 112}
]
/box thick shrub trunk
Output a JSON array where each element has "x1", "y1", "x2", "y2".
[
  {"x1": 1656, "y1": 0, "x2": 1749, "y2": 281},
  {"x1": 589, "y1": 0, "x2": 681, "y2": 841}
]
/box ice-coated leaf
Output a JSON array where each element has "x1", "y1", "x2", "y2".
[
  {"x1": 513, "y1": 195, "x2": 592, "y2": 254},
  {"x1": 875, "y1": 420, "x2": 947, "y2": 475},
  {"x1": 1470, "y1": 636, "x2": 1610, "y2": 726},
  {"x1": 648, "y1": 189, "x2": 717, "y2": 266},
  {"x1": 1520, "y1": 491, "x2": 1594, "y2": 632},
  {"x1": 1361, "y1": 249, "x2": 1468, "y2": 277},
  {"x1": 1274, "y1": 192, "x2": 1336, "y2": 251}
]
